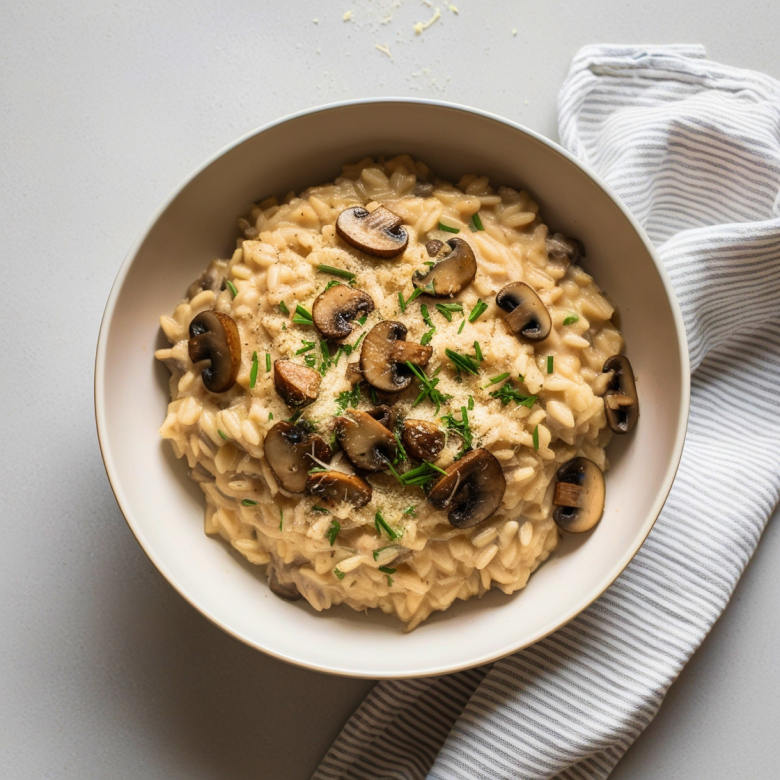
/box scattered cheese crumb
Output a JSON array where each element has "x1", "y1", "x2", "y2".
[
  {"x1": 524, "y1": 99, "x2": 529, "y2": 106},
  {"x1": 512, "y1": 28, "x2": 517, "y2": 36},
  {"x1": 448, "y1": 4, "x2": 459, "y2": 13},
  {"x1": 414, "y1": 7, "x2": 441, "y2": 34},
  {"x1": 313, "y1": 18, "x2": 319, "y2": 23},
  {"x1": 343, "y1": 10, "x2": 353, "y2": 21},
  {"x1": 382, "y1": 14, "x2": 393, "y2": 24},
  {"x1": 375, "y1": 43, "x2": 392, "y2": 58},
  {"x1": 422, "y1": 0, "x2": 433, "y2": 6}
]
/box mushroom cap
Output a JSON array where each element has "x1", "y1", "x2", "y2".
[
  {"x1": 413, "y1": 237, "x2": 477, "y2": 297},
  {"x1": 335, "y1": 410, "x2": 397, "y2": 472},
  {"x1": 336, "y1": 205, "x2": 409, "y2": 258},
  {"x1": 602, "y1": 355, "x2": 639, "y2": 434},
  {"x1": 425, "y1": 239, "x2": 444, "y2": 257},
  {"x1": 345, "y1": 362, "x2": 363, "y2": 385},
  {"x1": 264, "y1": 421, "x2": 333, "y2": 493},
  {"x1": 267, "y1": 564, "x2": 301, "y2": 601},
  {"x1": 188, "y1": 310, "x2": 241, "y2": 393},
  {"x1": 366, "y1": 405, "x2": 396, "y2": 431},
  {"x1": 546, "y1": 233, "x2": 585, "y2": 265},
  {"x1": 427, "y1": 448, "x2": 506, "y2": 528},
  {"x1": 307, "y1": 470, "x2": 372, "y2": 507},
  {"x1": 312, "y1": 284, "x2": 374, "y2": 340},
  {"x1": 401, "y1": 419, "x2": 445, "y2": 461},
  {"x1": 273, "y1": 360, "x2": 322, "y2": 407},
  {"x1": 495, "y1": 282, "x2": 552, "y2": 341},
  {"x1": 186, "y1": 258, "x2": 228, "y2": 300},
  {"x1": 360, "y1": 321, "x2": 432, "y2": 392},
  {"x1": 552, "y1": 457, "x2": 605, "y2": 533}
]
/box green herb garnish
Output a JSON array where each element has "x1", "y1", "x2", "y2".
[
  {"x1": 484, "y1": 372, "x2": 510, "y2": 387},
  {"x1": 265, "y1": 353, "x2": 272, "y2": 372},
  {"x1": 421, "y1": 327, "x2": 436, "y2": 346},
  {"x1": 372, "y1": 546, "x2": 393, "y2": 561},
  {"x1": 468, "y1": 395, "x2": 474, "y2": 410},
  {"x1": 473, "y1": 341, "x2": 484, "y2": 361},
  {"x1": 279, "y1": 508, "x2": 284, "y2": 530},
  {"x1": 468, "y1": 299, "x2": 488, "y2": 322},
  {"x1": 296, "y1": 340, "x2": 316, "y2": 355},
  {"x1": 547, "y1": 355, "x2": 554, "y2": 374},
  {"x1": 318, "y1": 264, "x2": 356, "y2": 282},
  {"x1": 312, "y1": 505, "x2": 330, "y2": 513},
  {"x1": 398, "y1": 287, "x2": 426, "y2": 313},
  {"x1": 334, "y1": 567, "x2": 345, "y2": 580},
  {"x1": 489, "y1": 383, "x2": 538, "y2": 408},
  {"x1": 393, "y1": 432, "x2": 408, "y2": 464},
  {"x1": 532, "y1": 425, "x2": 540, "y2": 450},
  {"x1": 279, "y1": 301, "x2": 289, "y2": 315},
  {"x1": 268, "y1": 412, "x2": 274, "y2": 420},
  {"x1": 379, "y1": 565, "x2": 396, "y2": 585},
  {"x1": 441, "y1": 406, "x2": 473, "y2": 456},
  {"x1": 218, "y1": 429, "x2": 229, "y2": 441},
  {"x1": 324, "y1": 280, "x2": 340, "y2": 291},
  {"x1": 292, "y1": 304, "x2": 313, "y2": 326},
  {"x1": 445, "y1": 348, "x2": 480, "y2": 376},
  {"x1": 375, "y1": 512, "x2": 400, "y2": 540},
  {"x1": 435, "y1": 302, "x2": 463, "y2": 322},
  {"x1": 250, "y1": 351, "x2": 259, "y2": 388},
  {"x1": 438, "y1": 222, "x2": 460, "y2": 234},
  {"x1": 563, "y1": 314, "x2": 579, "y2": 326},
  {"x1": 403, "y1": 506, "x2": 417, "y2": 516},
  {"x1": 406, "y1": 362, "x2": 452, "y2": 414},
  {"x1": 396, "y1": 462, "x2": 446, "y2": 489},
  {"x1": 458, "y1": 320, "x2": 465, "y2": 334},
  {"x1": 471, "y1": 212, "x2": 485, "y2": 231},
  {"x1": 286, "y1": 410, "x2": 304, "y2": 423},
  {"x1": 226, "y1": 279, "x2": 238, "y2": 298},
  {"x1": 357, "y1": 314, "x2": 368, "y2": 326},
  {"x1": 335, "y1": 385, "x2": 362, "y2": 414},
  {"x1": 241, "y1": 499, "x2": 258, "y2": 506},
  {"x1": 421, "y1": 304, "x2": 435, "y2": 329},
  {"x1": 326, "y1": 520, "x2": 341, "y2": 545}
]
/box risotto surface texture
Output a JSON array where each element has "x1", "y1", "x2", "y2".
[{"x1": 156, "y1": 155, "x2": 623, "y2": 630}]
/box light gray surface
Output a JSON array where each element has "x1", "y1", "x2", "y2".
[{"x1": 2, "y1": 2, "x2": 778, "y2": 778}]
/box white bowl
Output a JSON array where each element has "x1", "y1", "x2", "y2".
[{"x1": 95, "y1": 99, "x2": 689, "y2": 678}]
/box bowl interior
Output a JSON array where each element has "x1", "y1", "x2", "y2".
[{"x1": 96, "y1": 100, "x2": 688, "y2": 678}]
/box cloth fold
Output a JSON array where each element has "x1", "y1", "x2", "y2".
[{"x1": 314, "y1": 45, "x2": 780, "y2": 780}]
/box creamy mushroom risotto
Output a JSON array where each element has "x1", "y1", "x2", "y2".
[{"x1": 155, "y1": 155, "x2": 638, "y2": 630}]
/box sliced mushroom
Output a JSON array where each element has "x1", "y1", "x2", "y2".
[
  {"x1": 546, "y1": 233, "x2": 585, "y2": 265},
  {"x1": 360, "y1": 321, "x2": 432, "y2": 392},
  {"x1": 495, "y1": 282, "x2": 552, "y2": 341},
  {"x1": 264, "y1": 421, "x2": 333, "y2": 492},
  {"x1": 413, "y1": 237, "x2": 477, "y2": 297},
  {"x1": 602, "y1": 355, "x2": 639, "y2": 434},
  {"x1": 425, "y1": 239, "x2": 444, "y2": 257},
  {"x1": 401, "y1": 419, "x2": 445, "y2": 461},
  {"x1": 186, "y1": 258, "x2": 229, "y2": 300},
  {"x1": 307, "y1": 471, "x2": 372, "y2": 507},
  {"x1": 335, "y1": 411, "x2": 397, "y2": 472},
  {"x1": 345, "y1": 362, "x2": 362, "y2": 385},
  {"x1": 336, "y1": 205, "x2": 408, "y2": 258},
  {"x1": 312, "y1": 284, "x2": 374, "y2": 340},
  {"x1": 552, "y1": 457, "x2": 605, "y2": 533},
  {"x1": 267, "y1": 564, "x2": 301, "y2": 601},
  {"x1": 273, "y1": 360, "x2": 321, "y2": 407},
  {"x1": 366, "y1": 405, "x2": 395, "y2": 431},
  {"x1": 427, "y1": 449, "x2": 506, "y2": 528},
  {"x1": 188, "y1": 311, "x2": 241, "y2": 392}
]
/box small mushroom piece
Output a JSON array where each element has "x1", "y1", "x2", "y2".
[
  {"x1": 552, "y1": 457, "x2": 605, "y2": 533},
  {"x1": 312, "y1": 284, "x2": 374, "y2": 340},
  {"x1": 427, "y1": 449, "x2": 506, "y2": 528},
  {"x1": 425, "y1": 239, "x2": 444, "y2": 257},
  {"x1": 546, "y1": 233, "x2": 585, "y2": 265},
  {"x1": 335, "y1": 411, "x2": 397, "y2": 472},
  {"x1": 401, "y1": 419, "x2": 446, "y2": 461},
  {"x1": 188, "y1": 311, "x2": 241, "y2": 393},
  {"x1": 413, "y1": 237, "x2": 477, "y2": 297},
  {"x1": 366, "y1": 405, "x2": 396, "y2": 431},
  {"x1": 360, "y1": 321, "x2": 432, "y2": 392},
  {"x1": 264, "y1": 421, "x2": 333, "y2": 493},
  {"x1": 273, "y1": 360, "x2": 321, "y2": 407},
  {"x1": 495, "y1": 282, "x2": 552, "y2": 341},
  {"x1": 267, "y1": 565, "x2": 301, "y2": 601},
  {"x1": 336, "y1": 205, "x2": 409, "y2": 258},
  {"x1": 307, "y1": 471, "x2": 372, "y2": 508},
  {"x1": 602, "y1": 355, "x2": 639, "y2": 434},
  {"x1": 186, "y1": 258, "x2": 229, "y2": 300},
  {"x1": 345, "y1": 362, "x2": 362, "y2": 386}
]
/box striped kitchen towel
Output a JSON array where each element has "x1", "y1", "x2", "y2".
[{"x1": 313, "y1": 45, "x2": 780, "y2": 780}]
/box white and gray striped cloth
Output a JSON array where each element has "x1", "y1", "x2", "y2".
[{"x1": 313, "y1": 45, "x2": 780, "y2": 780}]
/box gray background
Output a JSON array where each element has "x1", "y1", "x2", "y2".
[{"x1": 2, "y1": 2, "x2": 779, "y2": 778}]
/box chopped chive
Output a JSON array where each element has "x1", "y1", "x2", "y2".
[
  {"x1": 471, "y1": 212, "x2": 485, "y2": 231},
  {"x1": 458, "y1": 320, "x2": 465, "y2": 334},
  {"x1": 396, "y1": 461, "x2": 445, "y2": 489},
  {"x1": 438, "y1": 222, "x2": 460, "y2": 234},
  {"x1": 268, "y1": 412, "x2": 274, "y2": 420},
  {"x1": 399, "y1": 287, "x2": 426, "y2": 312},
  {"x1": 427, "y1": 461, "x2": 448, "y2": 475},
  {"x1": 295, "y1": 340, "x2": 316, "y2": 355},
  {"x1": 385, "y1": 573, "x2": 394, "y2": 586},
  {"x1": 378, "y1": 565, "x2": 397, "y2": 574},
  {"x1": 421, "y1": 327, "x2": 436, "y2": 346},
  {"x1": 484, "y1": 372, "x2": 510, "y2": 387},
  {"x1": 403, "y1": 506, "x2": 417, "y2": 516},
  {"x1": 372, "y1": 546, "x2": 392, "y2": 561},
  {"x1": 532, "y1": 425, "x2": 539, "y2": 450},
  {"x1": 393, "y1": 431, "x2": 408, "y2": 464},
  {"x1": 563, "y1": 314, "x2": 579, "y2": 326},
  {"x1": 265, "y1": 353, "x2": 271, "y2": 372},
  {"x1": 421, "y1": 304, "x2": 435, "y2": 329},
  {"x1": 250, "y1": 351, "x2": 259, "y2": 388},
  {"x1": 518, "y1": 373, "x2": 525, "y2": 382},
  {"x1": 406, "y1": 361, "x2": 453, "y2": 414},
  {"x1": 445, "y1": 348, "x2": 480, "y2": 375},
  {"x1": 292, "y1": 304, "x2": 313, "y2": 325},
  {"x1": 279, "y1": 508, "x2": 284, "y2": 530},
  {"x1": 286, "y1": 410, "x2": 303, "y2": 423},
  {"x1": 357, "y1": 314, "x2": 368, "y2": 326},
  {"x1": 468, "y1": 299, "x2": 488, "y2": 323},
  {"x1": 436, "y1": 304, "x2": 453, "y2": 322},
  {"x1": 218, "y1": 429, "x2": 229, "y2": 441},
  {"x1": 375, "y1": 512, "x2": 399, "y2": 540},
  {"x1": 490, "y1": 383, "x2": 538, "y2": 408},
  {"x1": 318, "y1": 264, "x2": 356, "y2": 282},
  {"x1": 398, "y1": 291, "x2": 405, "y2": 312},
  {"x1": 312, "y1": 505, "x2": 330, "y2": 513},
  {"x1": 324, "y1": 280, "x2": 341, "y2": 291},
  {"x1": 435, "y1": 302, "x2": 463, "y2": 322},
  {"x1": 304, "y1": 354, "x2": 317, "y2": 368},
  {"x1": 468, "y1": 395, "x2": 474, "y2": 410},
  {"x1": 334, "y1": 567, "x2": 345, "y2": 580},
  {"x1": 226, "y1": 279, "x2": 238, "y2": 298},
  {"x1": 326, "y1": 519, "x2": 341, "y2": 545},
  {"x1": 441, "y1": 407, "x2": 474, "y2": 457},
  {"x1": 370, "y1": 386, "x2": 378, "y2": 405},
  {"x1": 473, "y1": 341, "x2": 483, "y2": 361},
  {"x1": 241, "y1": 499, "x2": 258, "y2": 506},
  {"x1": 308, "y1": 466, "x2": 328, "y2": 475},
  {"x1": 279, "y1": 301, "x2": 289, "y2": 315},
  {"x1": 547, "y1": 355, "x2": 554, "y2": 374}
]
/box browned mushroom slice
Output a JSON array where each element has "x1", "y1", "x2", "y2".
[
  {"x1": 312, "y1": 284, "x2": 374, "y2": 340},
  {"x1": 307, "y1": 471, "x2": 372, "y2": 507},
  {"x1": 264, "y1": 421, "x2": 333, "y2": 492},
  {"x1": 336, "y1": 205, "x2": 409, "y2": 258},
  {"x1": 495, "y1": 282, "x2": 552, "y2": 341},
  {"x1": 188, "y1": 311, "x2": 241, "y2": 393},
  {"x1": 273, "y1": 360, "x2": 321, "y2": 407},
  {"x1": 546, "y1": 233, "x2": 585, "y2": 265},
  {"x1": 401, "y1": 419, "x2": 445, "y2": 461},
  {"x1": 427, "y1": 448, "x2": 506, "y2": 528},
  {"x1": 425, "y1": 239, "x2": 444, "y2": 257},
  {"x1": 552, "y1": 457, "x2": 605, "y2": 533},
  {"x1": 345, "y1": 362, "x2": 362, "y2": 386},
  {"x1": 186, "y1": 258, "x2": 229, "y2": 300},
  {"x1": 413, "y1": 237, "x2": 477, "y2": 297},
  {"x1": 267, "y1": 564, "x2": 301, "y2": 601},
  {"x1": 366, "y1": 405, "x2": 396, "y2": 431},
  {"x1": 335, "y1": 411, "x2": 397, "y2": 472},
  {"x1": 360, "y1": 321, "x2": 432, "y2": 392},
  {"x1": 602, "y1": 355, "x2": 639, "y2": 434}
]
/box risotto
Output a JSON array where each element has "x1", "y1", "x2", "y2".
[{"x1": 155, "y1": 155, "x2": 638, "y2": 630}]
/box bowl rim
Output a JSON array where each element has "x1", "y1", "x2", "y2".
[{"x1": 94, "y1": 97, "x2": 691, "y2": 678}]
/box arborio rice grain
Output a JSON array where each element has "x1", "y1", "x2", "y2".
[{"x1": 155, "y1": 155, "x2": 623, "y2": 630}]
